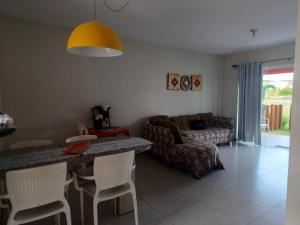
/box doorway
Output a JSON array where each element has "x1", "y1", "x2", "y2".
[{"x1": 261, "y1": 66, "x2": 293, "y2": 148}]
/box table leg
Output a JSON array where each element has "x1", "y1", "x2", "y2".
[
  {"x1": 0, "y1": 208, "x2": 3, "y2": 225},
  {"x1": 113, "y1": 198, "x2": 117, "y2": 215},
  {"x1": 0, "y1": 138, "x2": 3, "y2": 151},
  {"x1": 0, "y1": 137, "x2": 7, "y2": 151}
]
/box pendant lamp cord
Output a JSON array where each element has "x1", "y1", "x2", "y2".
[
  {"x1": 103, "y1": 0, "x2": 130, "y2": 13},
  {"x1": 94, "y1": 0, "x2": 97, "y2": 20}
]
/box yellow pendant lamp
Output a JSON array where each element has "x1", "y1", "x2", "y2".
[
  {"x1": 67, "y1": 21, "x2": 122, "y2": 57},
  {"x1": 67, "y1": 0, "x2": 128, "y2": 57}
]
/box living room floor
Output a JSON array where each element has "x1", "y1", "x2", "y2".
[
  {"x1": 77, "y1": 144, "x2": 288, "y2": 225},
  {"x1": 26, "y1": 144, "x2": 288, "y2": 225}
]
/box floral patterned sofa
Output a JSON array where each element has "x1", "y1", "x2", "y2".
[
  {"x1": 170, "y1": 113, "x2": 234, "y2": 145},
  {"x1": 144, "y1": 113, "x2": 233, "y2": 178}
]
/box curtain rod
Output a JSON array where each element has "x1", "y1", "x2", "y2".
[{"x1": 232, "y1": 57, "x2": 294, "y2": 69}]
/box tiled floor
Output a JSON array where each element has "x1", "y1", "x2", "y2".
[
  {"x1": 261, "y1": 132, "x2": 290, "y2": 148},
  {"x1": 23, "y1": 143, "x2": 289, "y2": 225},
  {"x1": 118, "y1": 144, "x2": 287, "y2": 225}
]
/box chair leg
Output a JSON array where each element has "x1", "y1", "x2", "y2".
[
  {"x1": 55, "y1": 213, "x2": 61, "y2": 225},
  {"x1": 131, "y1": 187, "x2": 139, "y2": 225},
  {"x1": 7, "y1": 212, "x2": 16, "y2": 225},
  {"x1": 113, "y1": 198, "x2": 117, "y2": 215},
  {"x1": 64, "y1": 210, "x2": 72, "y2": 225},
  {"x1": 93, "y1": 200, "x2": 99, "y2": 225},
  {"x1": 61, "y1": 198, "x2": 72, "y2": 225},
  {"x1": 7, "y1": 220, "x2": 17, "y2": 225},
  {"x1": 80, "y1": 191, "x2": 84, "y2": 225},
  {"x1": 0, "y1": 207, "x2": 3, "y2": 225}
]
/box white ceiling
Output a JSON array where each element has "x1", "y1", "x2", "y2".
[{"x1": 0, "y1": 0, "x2": 298, "y2": 55}]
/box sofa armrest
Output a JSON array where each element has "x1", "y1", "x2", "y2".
[
  {"x1": 144, "y1": 122, "x2": 175, "y2": 146},
  {"x1": 213, "y1": 116, "x2": 234, "y2": 131}
]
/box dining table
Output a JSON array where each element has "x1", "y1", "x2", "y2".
[
  {"x1": 0, "y1": 136, "x2": 152, "y2": 174},
  {"x1": 0, "y1": 136, "x2": 152, "y2": 215}
]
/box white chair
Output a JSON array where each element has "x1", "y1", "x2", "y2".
[
  {"x1": 66, "y1": 135, "x2": 98, "y2": 144},
  {"x1": 78, "y1": 122, "x2": 89, "y2": 135},
  {"x1": 73, "y1": 151, "x2": 138, "y2": 225},
  {"x1": 10, "y1": 139, "x2": 53, "y2": 149},
  {"x1": 261, "y1": 116, "x2": 271, "y2": 133},
  {"x1": 0, "y1": 162, "x2": 72, "y2": 225}
]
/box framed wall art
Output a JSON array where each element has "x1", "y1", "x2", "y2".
[
  {"x1": 191, "y1": 75, "x2": 203, "y2": 91},
  {"x1": 167, "y1": 73, "x2": 181, "y2": 90},
  {"x1": 180, "y1": 75, "x2": 191, "y2": 91}
]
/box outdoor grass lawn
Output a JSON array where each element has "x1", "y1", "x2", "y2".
[{"x1": 271, "y1": 129, "x2": 290, "y2": 136}]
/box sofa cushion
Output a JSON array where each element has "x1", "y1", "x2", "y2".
[
  {"x1": 190, "y1": 120, "x2": 206, "y2": 130},
  {"x1": 182, "y1": 127, "x2": 232, "y2": 144},
  {"x1": 154, "y1": 120, "x2": 184, "y2": 144}
]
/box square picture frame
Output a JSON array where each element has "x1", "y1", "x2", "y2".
[
  {"x1": 167, "y1": 73, "x2": 181, "y2": 90},
  {"x1": 191, "y1": 75, "x2": 203, "y2": 91}
]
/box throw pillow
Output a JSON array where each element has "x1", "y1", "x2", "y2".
[
  {"x1": 198, "y1": 112, "x2": 214, "y2": 127},
  {"x1": 190, "y1": 120, "x2": 207, "y2": 130}
]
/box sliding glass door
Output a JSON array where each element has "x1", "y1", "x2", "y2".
[{"x1": 261, "y1": 66, "x2": 293, "y2": 149}]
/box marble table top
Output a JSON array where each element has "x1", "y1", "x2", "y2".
[{"x1": 0, "y1": 137, "x2": 152, "y2": 174}]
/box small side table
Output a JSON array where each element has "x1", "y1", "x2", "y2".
[{"x1": 88, "y1": 127, "x2": 129, "y2": 138}]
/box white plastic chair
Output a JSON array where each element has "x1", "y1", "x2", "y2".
[
  {"x1": 78, "y1": 122, "x2": 89, "y2": 135},
  {"x1": 0, "y1": 162, "x2": 72, "y2": 225},
  {"x1": 73, "y1": 151, "x2": 138, "y2": 225},
  {"x1": 10, "y1": 139, "x2": 53, "y2": 149},
  {"x1": 66, "y1": 135, "x2": 97, "y2": 144},
  {"x1": 261, "y1": 116, "x2": 271, "y2": 133}
]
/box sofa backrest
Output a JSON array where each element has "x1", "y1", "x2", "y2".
[
  {"x1": 197, "y1": 112, "x2": 214, "y2": 127},
  {"x1": 149, "y1": 115, "x2": 170, "y2": 124},
  {"x1": 169, "y1": 115, "x2": 189, "y2": 130},
  {"x1": 170, "y1": 112, "x2": 214, "y2": 130}
]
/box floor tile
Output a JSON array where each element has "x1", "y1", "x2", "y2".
[
  {"x1": 248, "y1": 206, "x2": 285, "y2": 225},
  {"x1": 235, "y1": 182, "x2": 286, "y2": 207},
  {"x1": 102, "y1": 200, "x2": 162, "y2": 225},
  {"x1": 167, "y1": 201, "x2": 234, "y2": 225},
  {"x1": 140, "y1": 185, "x2": 199, "y2": 216},
  {"x1": 145, "y1": 218, "x2": 174, "y2": 225},
  {"x1": 205, "y1": 188, "x2": 272, "y2": 225}
]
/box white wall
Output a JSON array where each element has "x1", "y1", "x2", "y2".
[
  {"x1": 0, "y1": 16, "x2": 223, "y2": 144},
  {"x1": 221, "y1": 43, "x2": 295, "y2": 120},
  {"x1": 286, "y1": 1, "x2": 300, "y2": 224}
]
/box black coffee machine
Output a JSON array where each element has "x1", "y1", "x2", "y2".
[{"x1": 92, "y1": 105, "x2": 111, "y2": 130}]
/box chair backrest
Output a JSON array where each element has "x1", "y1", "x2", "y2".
[
  {"x1": 93, "y1": 151, "x2": 134, "y2": 191},
  {"x1": 66, "y1": 135, "x2": 97, "y2": 143},
  {"x1": 10, "y1": 139, "x2": 53, "y2": 150},
  {"x1": 261, "y1": 116, "x2": 269, "y2": 123},
  {"x1": 6, "y1": 162, "x2": 67, "y2": 210},
  {"x1": 78, "y1": 122, "x2": 89, "y2": 135}
]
